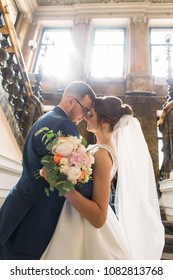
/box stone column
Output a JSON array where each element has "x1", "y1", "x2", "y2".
[
  {"x1": 72, "y1": 16, "x2": 90, "y2": 81},
  {"x1": 126, "y1": 17, "x2": 155, "y2": 95}
]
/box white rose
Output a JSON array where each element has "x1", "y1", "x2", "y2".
[
  {"x1": 66, "y1": 166, "x2": 81, "y2": 185},
  {"x1": 68, "y1": 136, "x2": 81, "y2": 145},
  {"x1": 77, "y1": 145, "x2": 87, "y2": 154},
  {"x1": 52, "y1": 142, "x2": 73, "y2": 157}
]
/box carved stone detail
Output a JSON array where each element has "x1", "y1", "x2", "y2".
[
  {"x1": 126, "y1": 73, "x2": 155, "y2": 94},
  {"x1": 36, "y1": 0, "x2": 102, "y2": 5},
  {"x1": 131, "y1": 17, "x2": 149, "y2": 24},
  {"x1": 36, "y1": 0, "x2": 173, "y2": 5},
  {"x1": 74, "y1": 16, "x2": 89, "y2": 24}
]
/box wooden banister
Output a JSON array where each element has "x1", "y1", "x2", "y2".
[{"x1": 0, "y1": 0, "x2": 32, "y2": 97}]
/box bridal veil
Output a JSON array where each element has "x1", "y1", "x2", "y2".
[{"x1": 113, "y1": 115, "x2": 165, "y2": 259}]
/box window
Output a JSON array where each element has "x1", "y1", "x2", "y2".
[
  {"x1": 90, "y1": 28, "x2": 125, "y2": 78},
  {"x1": 7, "y1": 0, "x2": 19, "y2": 25},
  {"x1": 150, "y1": 28, "x2": 173, "y2": 77},
  {"x1": 34, "y1": 28, "x2": 73, "y2": 78}
]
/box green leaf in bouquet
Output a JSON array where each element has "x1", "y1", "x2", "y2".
[
  {"x1": 41, "y1": 134, "x2": 48, "y2": 144},
  {"x1": 58, "y1": 180, "x2": 74, "y2": 190},
  {"x1": 55, "y1": 181, "x2": 75, "y2": 197},
  {"x1": 43, "y1": 132, "x2": 55, "y2": 144},
  {"x1": 35, "y1": 127, "x2": 57, "y2": 146},
  {"x1": 49, "y1": 185, "x2": 55, "y2": 192},
  {"x1": 45, "y1": 130, "x2": 55, "y2": 141},
  {"x1": 47, "y1": 129, "x2": 54, "y2": 134},
  {"x1": 35, "y1": 171, "x2": 41, "y2": 179},
  {"x1": 64, "y1": 180, "x2": 74, "y2": 188},
  {"x1": 34, "y1": 127, "x2": 50, "y2": 136},
  {"x1": 46, "y1": 142, "x2": 54, "y2": 151},
  {"x1": 41, "y1": 155, "x2": 52, "y2": 165},
  {"x1": 58, "y1": 187, "x2": 69, "y2": 197},
  {"x1": 57, "y1": 130, "x2": 63, "y2": 137},
  {"x1": 52, "y1": 138, "x2": 59, "y2": 145},
  {"x1": 81, "y1": 137, "x2": 87, "y2": 147},
  {"x1": 55, "y1": 179, "x2": 67, "y2": 187},
  {"x1": 45, "y1": 187, "x2": 50, "y2": 197}
]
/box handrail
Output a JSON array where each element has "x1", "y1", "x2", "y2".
[{"x1": 0, "y1": 0, "x2": 32, "y2": 97}]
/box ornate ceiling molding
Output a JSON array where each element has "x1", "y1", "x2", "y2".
[
  {"x1": 35, "y1": 0, "x2": 173, "y2": 5},
  {"x1": 15, "y1": 0, "x2": 173, "y2": 24}
]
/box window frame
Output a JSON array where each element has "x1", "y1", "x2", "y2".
[
  {"x1": 150, "y1": 27, "x2": 173, "y2": 79},
  {"x1": 87, "y1": 27, "x2": 126, "y2": 81},
  {"x1": 33, "y1": 27, "x2": 73, "y2": 77}
]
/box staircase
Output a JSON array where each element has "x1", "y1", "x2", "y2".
[
  {"x1": 161, "y1": 208, "x2": 173, "y2": 260},
  {"x1": 0, "y1": 0, "x2": 44, "y2": 146}
]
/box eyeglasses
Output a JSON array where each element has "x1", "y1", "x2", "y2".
[{"x1": 75, "y1": 98, "x2": 93, "y2": 117}]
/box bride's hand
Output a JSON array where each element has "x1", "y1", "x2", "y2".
[
  {"x1": 64, "y1": 190, "x2": 76, "y2": 199},
  {"x1": 40, "y1": 167, "x2": 48, "y2": 181}
]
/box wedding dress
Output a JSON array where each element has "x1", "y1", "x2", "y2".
[
  {"x1": 41, "y1": 144, "x2": 132, "y2": 260},
  {"x1": 41, "y1": 116, "x2": 165, "y2": 260}
]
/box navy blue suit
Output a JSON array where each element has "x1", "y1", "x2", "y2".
[{"x1": 0, "y1": 107, "x2": 80, "y2": 259}]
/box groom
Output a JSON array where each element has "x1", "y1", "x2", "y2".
[{"x1": 0, "y1": 81, "x2": 96, "y2": 259}]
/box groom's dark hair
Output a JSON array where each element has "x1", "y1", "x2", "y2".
[{"x1": 64, "y1": 81, "x2": 96, "y2": 101}]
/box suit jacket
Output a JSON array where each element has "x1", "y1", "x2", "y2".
[{"x1": 0, "y1": 107, "x2": 80, "y2": 258}]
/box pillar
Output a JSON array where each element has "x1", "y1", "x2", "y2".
[{"x1": 126, "y1": 16, "x2": 155, "y2": 95}]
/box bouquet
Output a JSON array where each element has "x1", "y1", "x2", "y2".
[{"x1": 35, "y1": 127, "x2": 95, "y2": 196}]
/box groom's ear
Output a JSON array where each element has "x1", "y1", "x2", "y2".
[{"x1": 67, "y1": 95, "x2": 75, "y2": 107}]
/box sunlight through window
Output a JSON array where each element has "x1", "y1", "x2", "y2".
[
  {"x1": 90, "y1": 29, "x2": 125, "y2": 78},
  {"x1": 150, "y1": 28, "x2": 173, "y2": 77},
  {"x1": 35, "y1": 29, "x2": 73, "y2": 78}
]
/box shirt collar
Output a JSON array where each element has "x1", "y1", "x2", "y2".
[{"x1": 57, "y1": 105, "x2": 69, "y2": 118}]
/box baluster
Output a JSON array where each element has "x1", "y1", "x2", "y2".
[
  {"x1": 0, "y1": 33, "x2": 9, "y2": 64},
  {"x1": 32, "y1": 65, "x2": 44, "y2": 102},
  {"x1": 13, "y1": 84, "x2": 25, "y2": 122},
  {"x1": 18, "y1": 83, "x2": 29, "y2": 131}
]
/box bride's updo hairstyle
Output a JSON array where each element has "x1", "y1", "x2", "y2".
[{"x1": 94, "y1": 96, "x2": 133, "y2": 131}]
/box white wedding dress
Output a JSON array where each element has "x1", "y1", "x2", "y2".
[
  {"x1": 41, "y1": 116, "x2": 165, "y2": 260},
  {"x1": 41, "y1": 144, "x2": 132, "y2": 260}
]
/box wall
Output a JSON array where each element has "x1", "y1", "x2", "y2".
[{"x1": 0, "y1": 107, "x2": 22, "y2": 205}]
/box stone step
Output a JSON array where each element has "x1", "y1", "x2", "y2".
[
  {"x1": 160, "y1": 207, "x2": 166, "y2": 220},
  {"x1": 162, "y1": 219, "x2": 173, "y2": 226},
  {"x1": 164, "y1": 243, "x2": 173, "y2": 253},
  {"x1": 163, "y1": 234, "x2": 173, "y2": 254},
  {"x1": 161, "y1": 252, "x2": 173, "y2": 260},
  {"x1": 162, "y1": 220, "x2": 173, "y2": 234},
  {"x1": 165, "y1": 234, "x2": 173, "y2": 244}
]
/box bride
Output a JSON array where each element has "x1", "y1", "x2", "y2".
[{"x1": 41, "y1": 96, "x2": 165, "y2": 260}]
